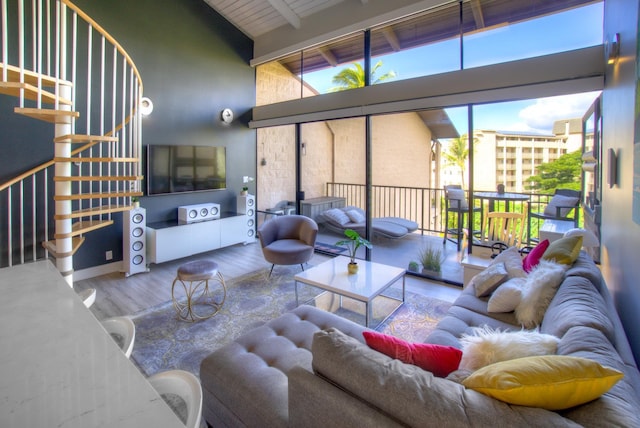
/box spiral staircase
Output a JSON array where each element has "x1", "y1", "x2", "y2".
[{"x1": 0, "y1": 0, "x2": 143, "y2": 284}]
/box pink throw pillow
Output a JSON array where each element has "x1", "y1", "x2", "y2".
[
  {"x1": 523, "y1": 239, "x2": 550, "y2": 273},
  {"x1": 362, "y1": 331, "x2": 462, "y2": 377}
]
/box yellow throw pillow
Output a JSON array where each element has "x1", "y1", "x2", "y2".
[
  {"x1": 542, "y1": 235, "x2": 583, "y2": 265},
  {"x1": 462, "y1": 355, "x2": 623, "y2": 410}
]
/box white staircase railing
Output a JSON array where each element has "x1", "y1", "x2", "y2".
[{"x1": 0, "y1": 0, "x2": 143, "y2": 281}]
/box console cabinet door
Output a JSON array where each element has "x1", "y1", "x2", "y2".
[
  {"x1": 220, "y1": 215, "x2": 247, "y2": 247},
  {"x1": 189, "y1": 221, "x2": 221, "y2": 254}
]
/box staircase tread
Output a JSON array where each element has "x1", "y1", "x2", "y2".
[
  {"x1": 14, "y1": 107, "x2": 79, "y2": 124},
  {"x1": 54, "y1": 134, "x2": 119, "y2": 143},
  {"x1": 54, "y1": 156, "x2": 139, "y2": 162},
  {"x1": 1, "y1": 63, "x2": 73, "y2": 87},
  {"x1": 42, "y1": 237, "x2": 85, "y2": 258},
  {"x1": 0, "y1": 82, "x2": 72, "y2": 105}
]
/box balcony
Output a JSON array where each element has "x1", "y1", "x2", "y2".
[{"x1": 305, "y1": 182, "x2": 559, "y2": 286}]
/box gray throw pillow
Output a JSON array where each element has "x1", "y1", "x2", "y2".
[
  {"x1": 473, "y1": 262, "x2": 508, "y2": 297},
  {"x1": 544, "y1": 195, "x2": 579, "y2": 217},
  {"x1": 447, "y1": 189, "x2": 469, "y2": 210},
  {"x1": 323, "y1": 208, "x2": 351, "y2": 226}
]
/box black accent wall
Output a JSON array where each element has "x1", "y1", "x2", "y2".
[{"x1": 1, "y1": 0, "x2": 255, "y2": 270}]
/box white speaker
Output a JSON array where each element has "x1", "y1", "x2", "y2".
[
  {"x1": 237, "y1": 194, "x2": 256, "y2": 243},
  {"x1": 123, "y1": 207, "x2": 149, "y2": 277},
  {"x1": 178, "y1": 203, "x2": 221, "y2": 224}
]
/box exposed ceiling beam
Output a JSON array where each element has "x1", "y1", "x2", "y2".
[
  {"x1": 318, "y1": 47, "x2": 338, "y2": 67},
  {"x1": 381, "y1": 27, "x2": 401, "y2": 52},
  {"x1": 470, "y1": 0, "x2": 485, "y2": 29},
  {"x1": 267, "y1": 0, "x2": 301, "y2": 29}
]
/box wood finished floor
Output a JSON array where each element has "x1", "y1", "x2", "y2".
[{"x1": 76, "y1": 238, "x2": 461, "y2": 321}]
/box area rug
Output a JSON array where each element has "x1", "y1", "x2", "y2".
[
  {"x1": 314, "y1": 241, "x2": 347, "y2": 255},
  {"x1": 130, "y1": 266, "x2": 451, "y2": 378}
]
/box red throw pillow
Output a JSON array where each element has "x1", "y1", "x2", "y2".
[
  {"x1": 523, "y1": 239, "x2": 550, "y2": 273},
  {"x1": 362, "y1": 331, "x2": 462, "y2": 377}
]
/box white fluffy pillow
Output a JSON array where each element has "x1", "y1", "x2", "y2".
[
  {"x1": 487, "y1": 277, "x2": 526, "y2": 313},
  {"x1": 459, "y1": 326, "x2": 560, "y2": 371},
  {"x1": 515, "y1": 260, "x2": 568, "y2": 328}
]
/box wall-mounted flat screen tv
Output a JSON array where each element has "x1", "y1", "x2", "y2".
[{"x1": 146, "y1": 145, "x2": 226, "y2": 195}]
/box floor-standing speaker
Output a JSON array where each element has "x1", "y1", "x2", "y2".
[
  {"x1": 123, "y1": 207, "x2": 149, "y2": 277},
  {"x1": 237, "y1": 194, "x2": 256, "y2": 243}
]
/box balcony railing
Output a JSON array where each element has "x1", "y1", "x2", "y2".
[{"x1": 326, "y1": 182, "x2": 559, "y2": 243}]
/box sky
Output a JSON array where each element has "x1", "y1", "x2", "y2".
[{"x1": 301, "y1": 2, "x2": 604, "y2": 136}]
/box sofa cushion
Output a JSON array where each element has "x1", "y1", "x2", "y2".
[
  {"x1": 523, "y1": 239, "x2": 549, "y2": 273},
  {"x1": 487, "y1": 277, "x2": 525, "y2": 313},
  {"x1": 362, "y1": 331, "x2": 462, "y2": 377},
  {"x1": 345, "y1": 209, "x2": 365, "y2": 223},
  {"x1": 473, "y1": 262, "x2": 508, "y2": 297},
  {"x1": 541, "y1": 276, "x2": 615, "y2": 344},
  {"x1": 459, "y1": 326, "x2": 559, "y2": 371},
  {"x1": 491, "y1": 246, "x2": 527, "y2": 278},
  {"x1": 462, "y1": 355, "x2": 623, "y2": 410},
  {"x1": 312, "y1": 328, "x2": 576, "y2": 427},
  {"x1": 515, "y1": 260, "x2": 567, "y2": 328},
  {"x1": 542, "y1": 235, "x2": 583, "y2": 265}
]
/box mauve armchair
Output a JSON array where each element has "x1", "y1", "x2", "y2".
[{"x1": 257, "y1": 215, "x2": 318, "y2": 277}]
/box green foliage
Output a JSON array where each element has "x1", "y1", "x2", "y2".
[
  {"x1": 442, "y1": 134, "x2": 477, "y2": 189},
  {"x1": 418, "y1": 243, "x2": 445, "y2": 272},
  {"x1": 336, "y1": 229, "x2": 372, "y2": 263},
  {"x1": 329, "y1": 61, "x2": 396, "y2": 92},
  {"x1": 526, "y1": 150, "x2": 582, "y2": 193}
]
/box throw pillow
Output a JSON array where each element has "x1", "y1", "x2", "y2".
[
  {"x1": 491, "y1": 246, "x2": 526, "y2": 278},
  {"x1": 473, "y1": 262, "x2": 508, "y2": 297},
  {"x1": 542, "y1": 235, "x2": 583, "y2": 265},
  {"x1": 345, "y1": 209, "x2": 365, "y2": 224},
  {"x1": 515, "y1": 260, "x2": 567, "y2": 328},
  {"x1": 323, "y1": 208, "x2": 351, "y2": 226},
  {"x1": 522, "y1": 239, "x2": 549, "y2": 273},
  {"x1": 459, "y1": 326, "x2": 559, "y2": 371},
  {"x1": 362, "y1": 331, "x2": 462, "y2": 377},
  {"x1": 487, "y1": 277, "x2": 526, "y2": 313},
  {"x1": 446, "y1": 189, "x2": 469, "y2": 210},
  {"x1": 462, "y1": 355, "x2": 623, "y2": 410},
  {"x1": 543, "y1": 194, "x2": 579, "y2": 218}
]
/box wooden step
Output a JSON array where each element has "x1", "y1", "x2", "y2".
[
  {"x1": 54, "y1": 204, "x2": 135, "y2": 220},
  {"x1": 53, "y1": 134, "x2": 119, "y2": 144},
  {"x1": 54, "y1": 156, "x2": 139, "y2": 163},
  {"x1": 54, "y1": 219, "x2": 114, "y2": 239},
  {"x1": 14, "y1": 107, "x2": 79, "y2": 124},
  {"x1": 42, "y1": 237, "x2": 85, "y2": 258},
  {"x1": 53, "y1": 175, "x2": 143, "y2": 182},
  {"x1": 54, "y1": 191, "x2": 143, "y2": 201},
  {"x1": 1, "y1": 63, "x2": 72, "y2": 87},
  {"x1": 0, "y1": 82, "x2": 72, "y2": 105}
]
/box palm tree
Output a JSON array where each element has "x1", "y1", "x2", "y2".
[
  {"x1": 329, "y1": 60, "x2": 396, "y2": 92},
  {"x1": 443, "y1": 134, "x2": 475, "y2": 189}
]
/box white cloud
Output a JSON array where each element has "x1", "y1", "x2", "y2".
[{"x1": 518, "y1": 91, "x2": 601, "y2": 132}]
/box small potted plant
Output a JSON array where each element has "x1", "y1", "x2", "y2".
[
  {"x1": 335, "y1": 228, "x2": 372, "y2": 274},
  {"x1": 131, "y1": 196, "x2": 140, "y2": 209},
  {"x1": 408, "y1": 260, "x2": 420, "y2": 272},
  {"x1": 418, "y1": 243, "x2": 445, "y2": 277},
  {"x1": 240, "y1": 186, "x2": 249, "y2": 196}
]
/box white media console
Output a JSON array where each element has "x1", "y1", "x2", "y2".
[{"x1": 146, "y1": 213, "x2": 250, "y2": 264}]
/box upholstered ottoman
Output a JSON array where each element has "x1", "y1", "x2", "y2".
[{"x1": 199, "y1": 304, "x2": 367, "y2": 427}]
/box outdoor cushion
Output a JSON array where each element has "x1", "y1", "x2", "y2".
[{"x1": 544, "y1": 194, "x2": 579, "y2": 217}]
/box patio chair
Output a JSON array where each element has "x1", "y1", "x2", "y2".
[
  {"x1": 443, "y1": 185, "x2": 482, "y2": 250},
  {"x1": 529, "y1": 189, "x2": 581, "y2": 241},
  {"x1": 477, "y1": 211, "x2": 527, "y2": 257}
]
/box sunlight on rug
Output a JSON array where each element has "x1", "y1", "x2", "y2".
[{"x1": 130, "y1": 265, "x2": 451, "y2": 378}]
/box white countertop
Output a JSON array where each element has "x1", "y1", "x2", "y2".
[{"x1": 0, "y1": 261, "x2": 183, "y2": 428}]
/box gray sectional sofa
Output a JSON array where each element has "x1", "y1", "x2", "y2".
[{"x1": 199, "y1": 252, "x2": 640, "y2": 427}]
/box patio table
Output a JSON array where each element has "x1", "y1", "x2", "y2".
[{"x1": 473, "y1": 191, "x2": 532, "y2": 245}]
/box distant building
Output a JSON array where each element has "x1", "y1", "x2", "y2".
[{"x1": 442, "y1": 118, "x2": 582, "y2": 192}]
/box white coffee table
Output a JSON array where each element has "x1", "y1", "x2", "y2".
[{"x1": 294, "y1": 256, "x2": 406, "y2": 328}]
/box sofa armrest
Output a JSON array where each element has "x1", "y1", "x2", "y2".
[{"x1": 288, "y1": 366, "x2": 402, "y2": 428}]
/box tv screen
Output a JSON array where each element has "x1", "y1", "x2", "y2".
[{"x1": 146, "y1": 145, "x2": 226, "y2": 195}]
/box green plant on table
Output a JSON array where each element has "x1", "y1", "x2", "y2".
[{"x1": 335, "y1": 229, "x2": 372, "y2": 265}]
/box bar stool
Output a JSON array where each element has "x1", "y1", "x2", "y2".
[{"x1": 171, "y1": 259, "x2": 226, "y2": 322}]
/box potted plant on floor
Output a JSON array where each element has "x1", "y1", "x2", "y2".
[
  {"x1": 418, "y1": 243, "x2": 445, "y2": 277},
  {"x1": 335, "y1": 228, "x2": 372, "y2": 274}
]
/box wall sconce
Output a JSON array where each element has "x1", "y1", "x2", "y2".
[
  {"x1": 140, "y1": 97, "x2": 153, "y2": 116},
  {"x1": 607, "y1": 148, "x2": 618, "y2": 188},
  {"x1": 260, "y1": 158, "x2": 267, "y2": 166},
  {"x1": 221, "y1": 108, "x2": 234, "y2": 124},
  {"x1": 301, "y1": 142, "x2": 306, "y2": 156},
  {"x1": 607, "y1": 33, "x2": 620, "y2": 65}
]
